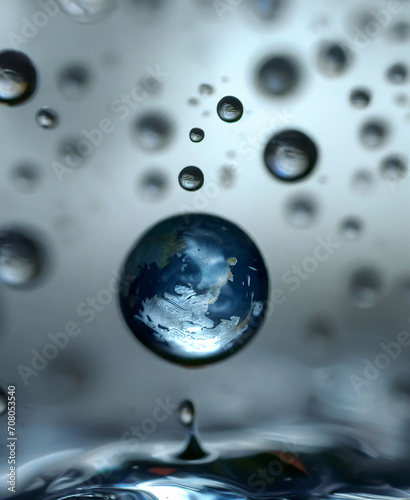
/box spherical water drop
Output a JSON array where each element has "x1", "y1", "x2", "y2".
[
  {"x1": 178, "y1": 166, "x2": 204, "y2": 192},
  {"x1": 134, "y1": 112, "x2": 174, "y2": 151},
  {"x1": 0, "y1": 50, "x2": 37, "y2": 105},
  {"x1": 217, "y1": 96, "x2": 243, "y2": 123},
  {"x1": 360, "y1": 119, "x2": 389, "y2": 149},
  {"x1": 257, "y1": 55, "x2": 300, "y2": 96},
  {"x1": 349, "y1": 267, "x2": 382, "y2": 309},
  {"x1": 340, "y1": 217, "x2": 363, "y2": 241},
  {"x1": 179, "y1": 400, "x2": 195, "y2": 427},
  {"x1": 189, "y1": 128, "x2": 205, "y2": 143},
  {"x1": 57, "y1": 0, "x2": 117, "y2": 23},
  {"x1": 387, "y1": 63, "x2": 408, "y2": 84},
  {"x1": 350, "y1": 88, "x2": 371, "y2": 109},
  {"x1": 264, "y1": 130, "x2": 318, "y2": 182},
  {"x1": 36, "y1": 108, "x2": 59, "y2": 129},
  {"x1": 0, "y1": 230, "x2": 45, "y2": 287},
  {"x1": 381, "y1": 155, "x2": 408, "y2": 182},
  {"x1": 119, "y1": 214, "x2": 269, "y2": 365},
  {"x1": 318, "y1": 41, "x2": 351, "y2": 76}
]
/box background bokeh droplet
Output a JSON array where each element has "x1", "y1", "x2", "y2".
[
  {"x1": 360, "y1": 119, "x2": 389, "y2": 149},
  {"x1": 350, "y1": 88, "x2": 371, "y2": 109},
  {"x1": 217, "y1": 96, "x2": 243, "y2": 123},
  {"x1": 318, "y1": 41, "x2": 351, "y2": 76},
  {"x1": 381, "y1": 155, "x2": 408, "y2": 182},
  {"x1": 58, "y1": 63, "x2": 92, "y2": 100},
  {"x1": 139, "y1": 171, "x2": 168, "y2": 201},
  {"x1": 119, "y1": 214, "x2": 269, "y2": 365},
  {"x1": 0, "y1": 230, "x2": 45, "y2": 287},
  {"x1": 189, "y1": 128, "x2": 205, "y2": 143},
  {"x1": 386, "y1": 63, "x2": 408, "y2": 84},
  {"x1": 340, "y1": 217, "x2": 363, "y2": 241},
  {"x1": 134, "y1": 112, "x2": 174, "y2": 151},
  {"x1": 11, "y1": 163, "x2": 40, "y2": 193},
  {"x1": 264, "y1": 130, "x2": 318, "y2": 182},
  {"x1": 256, "y1": 55, "x2": 300, "y2": 96},
  {"x1": 198, "y1": 84, "x2": 214, "y2": 96},
  {"x1": 57, "y1": 0, "x2": 117, "y2": 23},
  {"x1": 36, "y1": 108, "x2": 59, "y2": 129},
  {"x1": 286, "y1": 195, "x2": 318, "y2": 228},
  {"x1": 349, "y1": 267, "x2": 383, "y2": 309},
  {"x1": 0, "y1": 388, "x2": 6, "y2": 416},
  {"x1": 0, "y1": 50, "x2": 37, "y2": 105},
  {"x1": 178, "y1": 166, "x2": 204, "y2": 191}
]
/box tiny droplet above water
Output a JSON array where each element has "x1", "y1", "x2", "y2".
[
  {"x1": 217, "y1": 96, "x2": 243, "y2": 123},
  {"x1": 179, "y1": 400, "x2": 195, "y2": 427},
  {"x1": 0, "y1": 50, "x2": 37, "y2": 105},
  {"x1": 189, "y1": 128, "x2": 205, "y2": 143},
  {"x1": 36, "y1": 108, "x2": 59, "y2": 129},
  {"x1": 178, "y1": 166, "x2": 204, "y2": 191}
]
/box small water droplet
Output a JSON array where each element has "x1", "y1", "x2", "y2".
[
  {"x1": 349, "y1": 267, "x2": 382, "y2": 309},
  {"x1": 0, "y1": 388, "x2": 6, "y2": 416},
  {"x1": 189, "y1": 128, "x2": 205, "y2": 143},
  {"x1": 360, "y1": 119, "x2": 389, "y2": 149},
  {"x1": 351, "y1": 169, "x2": 374, "y2": 195},
  {"x1": 318, "y1": 41, "x2": 351, "y2": 76},
  {"x1": 139, "y1": 171, "x2": 168, "y2": 201},
  {"x1": 0, "y1": 230, "x2": 45, "y2": 287},
  {"x1": 217, "y1": 96, "x2": 243, "y2": 123},
  {"x1": 57, "y1": 0, "x2": 117, "y2": 23},
  {"x1": 264, "y1": 130, "x2": 318, "y2": 182},
  {"x1": 36, "y1": 107, "x2": 59, "y2": 129},
  {"x1": 198, "y1": 84, "x2": 214, "y2": 95},
  {"x1": 286, "y1": 196, "x2": 318, "y2": 228},
  {"x1": 381, "y1": 155, "x2": 408, "y2": 182},
  {"x1": 179, "y1": 400, "x2": 195, "y2": 427},
  {"x1": 387, "y1": 63, "x2": 408, "y2": 84},
  {"x1": 188, "y1": 97, "x2": 199, "y2": 107},
  {"x1": 134, "y1": 112, "x2": 174, "y2": 151},
  {"x1": 178, "y1": 166, "x2": 204, "y2": 191},
  {"x1": 350, "y1": 88, "x2": 371, "y2": 109},
  {"x1": 0, "y1": 50, "x2": 37, "y2": 105},
  {"x1": 388, "y1": 21, "x2": 410, "y2": 42},
  {"x1": 58, "y1": 63, "x2": 92, "y2": 100},
  {"x1": 256, "y1": 55, "x2": 300, "y2": 96},
  {"x1": 219, "y1": 165, "x2": 235, "y2": 188},
  {"x1": 11, "y1": 164, "x2": 40, "y2": 192},
  {"x1": 340, "y1": 217, "x2": 363, "y2": 241}
]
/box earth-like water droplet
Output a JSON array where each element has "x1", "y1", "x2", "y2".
[
  {"x1": 0, "y1": 50, "x2": 37, "y2": 105},
  {"x1": 264, "y1": 130, "x2": 318, "y2": 182},
  {"x1": 217, "y1": 96, "x2": 243, "y2": 123},
  {"x1": 119, "y1": 214, "x2": 269, "y2": 365},
  {"x1": 0, "y1": 230, "x2": 45, "y2": 287},
  {"x1": 360, "y1": 119, "x2": 389, "y2": 149},
  {"x1": 178, "y1": 166, "x2": 204, "y2": 191},
  {"x1": 350, "y1": 88, "x2": 371, "y2": 109},
  {"x1": 189, "y1": 128, "x2": 205, "y2": 143},
  {"x1": 134, "y1": 112, "x2": 174, "y2": 151},
  {"x1": 36, "y1": 108, "x2": 59, "y2": 129},
  {"x1": 387, "y1": 63, "x2": 408, "y2": 84},
  {"x1": 256, "y1": 55, "x2": 300, "y2": 96},
  {"x1": 349, "y1": 267, "x2": 382, "y2": 309},
  {"x1": 318, "y1": 41, "x2": 351, "y2": 76},
  {"x1": 57, "y1": 0, "x2": 117, "y2": 23}
]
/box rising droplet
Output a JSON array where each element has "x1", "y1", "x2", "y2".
[
  {"x1": 178, "y1": 166, "x2": 204, "y2": 191},
  {"x1": 179, "y1": 400, "x2": 195, "y2": 427},
  {"x1": 318, "y1": 41, "x2": 351, "y2": 76},
  {"x1": 57, "y1": 0, "x2": 117, "y2": 23},
  {"x1": 256, "y1": 55, "x2": 300, "y2": 96},
  {"x1": 350, "y1": 88, "x2": 371, "y2": 109},
  {"x1": 360, "y1": 119, "x2": 389, "y2": 149},
  {"x1": 264, "y1": 130, "x2": 318, "y2": 182},
  {"x1": 217, "y1": 96, "x2": 243, "y2": 123},
  {"x1": 119, "y1": 214, "x2": 269, "y2": 365},
  {"x1": 0, "y1": 50, "x2": 37, "y2": 105},
  {"x1": 189, "y1": 128, "x2": 205, "y2": 143},
  {"x1": 0, "y1": 230, "x2": 45, "y2": 287},
  {"x1": 36, "y1": 108, "x2": 59, "y2": 129},
  {"x1": 134, "y1": 112, "x2": 174, "y2": 151}
]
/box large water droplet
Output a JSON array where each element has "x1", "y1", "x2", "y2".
[
  {"x1": 217, "y1": 96, "x2": 243, "y2": 123},
  {"x1": 318, "y1": 41, "x2": 351, "y2": 76},
  {"x1": 0, "y1": 50, "x2": 37, "y2": 105},
  {"x1": 0, "y1": 230, "x2": 45, "y2": 287},
  {"x1": 189, "y1": 128, "x2": 205, "y2": 143},
  {"x1": 36, "y1": 107, "x2": 59, "y2": 129},
  {"x1": 178, "y1": 166, "x2": 204, "y2": 191},
  {"x1": 264, "y1": 130, "x2": 318, "y2": 182},
  {"x1": 134, "y1": 112, "x2": 174, "y2": 151},
  {"x1": 256, "y1": 55, "x2": 300, "y2": 96},
  {"x1": 119, "y1": 214, "x2": 269, "y2": 365},
  {"x1": 57, "y1": 0, "x2": 117, "y2": 23}
]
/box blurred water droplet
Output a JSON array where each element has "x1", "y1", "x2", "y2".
[
  {"x1": 198, "y1": 84, "x2": 214, "y2": 95},
  {"x1": 57, "y1": 0, "x2": 117, "y2": 23},
  {"x1": 0, "y1": 388, "x2": 6, "y2": 416},
  {"x1": 350, "y1": 88, "x2": 371, "y2": 109},
  {"x1": 394, "y1": 92, "x2": 408, "y2": 106},
  {"x1": 0, "y1": 50, "x2": 37, "y2": 105},
  {"x1": 189, "y1": 128, "x2": 205, "y2": 143},
  {"x1": 351, "y1": 169, "x2": 374, "y2": 195},
  {"x1": 36, "y1": 107, "x2": 59, "y2": 129},
  {"x1": 188, "y1": 97, "x2": 199, "y2": 107},
  {"x1": 217, "y1": 96, "x2": 243, "y2": 123},
  {"x1": 140, "y1": 171, "x2": 168, "y2": 201},
  {"x1": 249, "y1": 0, "x2": 283, "y2": 20},
  {"x1": 59, "y1": 136, "x2": 91, "y2": 165},
  {"x1": 264, "y1": 130, "x2": 318, "y2": 181},
  {"x1": 318, "y1": 41, "x2": 351, "y2": 76},
  {"x1": 257, "y1": 55, "x2": 300, "y2": 96},
  {"x1": 58, "y1": 63, "x2": 92, "y2": 100},
  {"x1": 340, "y1": 217, "x2": 363, "y2": 241},
  {"x1": 0, "y1": 230, "x2": 45, "y2": 287},
  {"x1": 179, "y1": 400, "x2": 195, "y2": 427},
  {"x1": 11, "y1": 164, "x2": 40, "y2": 192},
  {"x1": 349, "y1": 267, "x2": 382, "y2": 309},
  {"x1": 134, "y1": 112, "x2": 174, "y2": 151},
  {"x1": 388, "y1": 21, "x2": 410, "y2": 42},
  {"x1": 381, "y1": 155, "x2": 408, "y2": 182},
  {"x1": 360, "y1": 119, "x2": 389, "y2": 149},
  {"x1": 286, "y1": 196, "x2": 318, "y2": 228},
  {"x1": 306, "y1": 318, "x2": 333, "y2": 358},
  {"x1": 178, "y1": 166, "x2": 204, "y2": 191},
  {"x1": 219, "y1": 165, "x2": 236, "y2": 188},
  {"x1": 387, "y1": 63, "x2": 408, "y2": 84}
]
